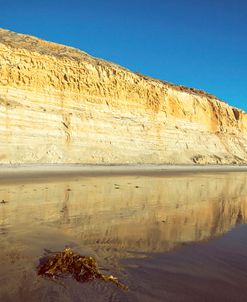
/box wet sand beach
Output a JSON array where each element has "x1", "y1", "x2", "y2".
[
  {"x1": 1, "y1": 166, "x2": 247, "y2": 301},
  {"x1": 0, "y1": 164, "x2": 247, "y2": 181}
]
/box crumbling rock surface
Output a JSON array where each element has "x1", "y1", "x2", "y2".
[{"x1": 0, "y1": 28, "x2": 247, "y2": 164}]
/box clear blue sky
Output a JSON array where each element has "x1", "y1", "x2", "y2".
[{"x1": 1, "y1": 0, "x2": 247, "y2": 111}]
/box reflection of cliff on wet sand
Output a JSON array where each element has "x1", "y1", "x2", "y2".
[
  {"x1": 1, "y1": 172, "x2": 247, "y2": 301},
  {"x1": 1, "y1": 172, "x2": 247, "y2": 255}
]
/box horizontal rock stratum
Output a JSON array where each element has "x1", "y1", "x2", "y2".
[{"x1": 0, "y1": 28, "x2": 247, "y2": 164}]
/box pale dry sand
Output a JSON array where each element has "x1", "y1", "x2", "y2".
[{"x1": 0, "y1": 164, "x2": 247, "y2": 182}]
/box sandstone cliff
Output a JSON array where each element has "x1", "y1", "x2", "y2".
[{"x1": 0, "y1": 28, "x2": 247, "y2": 164}]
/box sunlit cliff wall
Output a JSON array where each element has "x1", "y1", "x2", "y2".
[{"x1": 0, "y1": 28, "x2": 247, "y2": 164}]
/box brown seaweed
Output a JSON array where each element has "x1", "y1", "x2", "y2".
[
  {"x1": 37, "y1": 247, "x2": 128, "y2": 290},
  {"x1": 0, "y1": 199, "x2": 8, "y2": 204}
]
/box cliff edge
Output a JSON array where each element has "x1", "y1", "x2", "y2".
[{"x1": 0, "y1": 28, "x2": 247, "y2": 164}]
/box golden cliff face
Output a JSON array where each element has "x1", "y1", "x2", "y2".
[{"x1": 0, "y1": 28, "x2": 247, "y2": 164}]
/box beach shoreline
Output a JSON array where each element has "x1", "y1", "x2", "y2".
[{"x1": 0, "y1": 164, "x2": 247, "y2": 182}]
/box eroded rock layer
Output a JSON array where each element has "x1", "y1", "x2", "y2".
[{"x1": 0, "y1": 28, "x2": 247, "y2": 164}]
